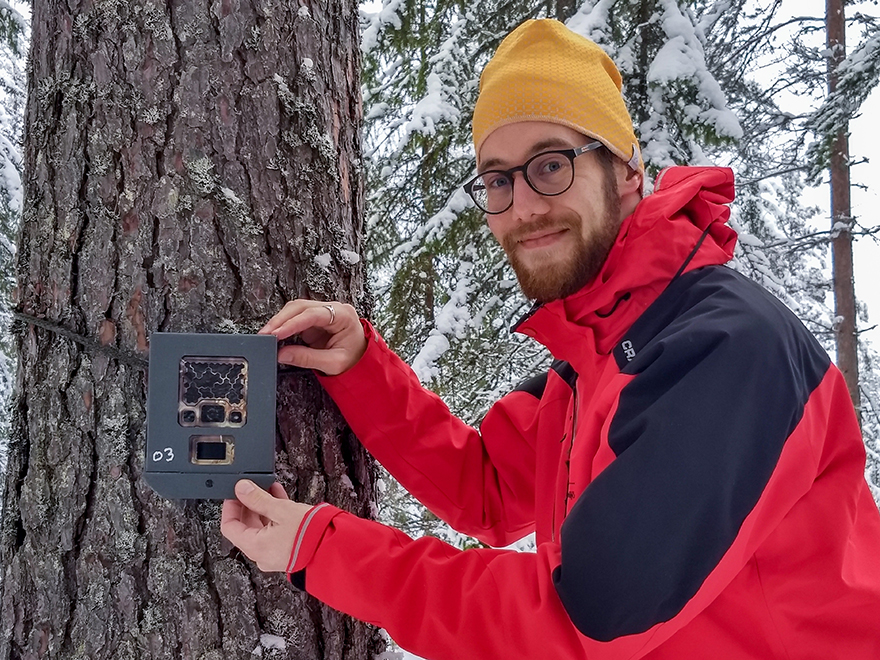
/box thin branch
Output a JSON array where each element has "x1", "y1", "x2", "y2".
[{"x1": 738, "y1": 165, "x2": 811, "y2": 185}]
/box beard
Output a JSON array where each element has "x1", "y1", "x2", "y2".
[{"x1": 502, "y1": 171, "x2": 622, "y2": 302}]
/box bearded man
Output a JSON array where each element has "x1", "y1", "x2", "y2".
[{"x1": 221, "y1": 19, "x2": 880, "y2": 659}]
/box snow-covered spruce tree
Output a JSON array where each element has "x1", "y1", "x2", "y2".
[
  {"x1": 361, "y1": 0, "x2": 554, "y2": 426},
  {"x1": 0, "y1": 1, "x2": 382, "y2": 658},
  {"x1": 0, "y1": 0, "x2": 27, "y2": 479}
]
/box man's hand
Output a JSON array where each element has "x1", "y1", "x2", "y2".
[
  {"x1": 220, "y1": 480, "x2": 313, "y2": 573},
  {"x1": 259, "y1": 300, "x2": 367, "y2": 375}
]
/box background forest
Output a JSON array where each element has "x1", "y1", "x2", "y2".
[
  {"x1": 0, "y1": 0, "x2": 878, "y2": 569},
  {"x1": 358, "y1": 0, "x2": 880, "y2": 542}
]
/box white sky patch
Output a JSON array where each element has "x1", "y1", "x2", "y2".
[{"x1": 850, "y1": 89, "x2": 880, "y2": 342}]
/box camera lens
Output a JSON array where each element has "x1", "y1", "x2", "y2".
[
  {"x1": 229, "y1": 411, "x2": 243, "y2": 424},
  {"x1": 200, "y1": 404, "x2": 226, "y2": 424},
  {"x1": 181, "y1": 409, "x2": 196, "y2": 424}
]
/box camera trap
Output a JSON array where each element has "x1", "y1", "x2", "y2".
[{"x1": 145, "y1": 333, "x2": 277, "y2": 499}]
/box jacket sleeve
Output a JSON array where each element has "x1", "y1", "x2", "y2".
[
  {"x1": 317, "y1": 322, "x2": 545, "y2": 547},
  {"x1": 295, "y1": 277, "x2": 861, "y2": 659}
]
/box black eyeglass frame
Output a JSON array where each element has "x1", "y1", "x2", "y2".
[{"x1": 464, "y1": 142, "x2": 604, "y2": 215}]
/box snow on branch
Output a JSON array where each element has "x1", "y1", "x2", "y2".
[
  {"x1": 570, "y1": 0, "x2": 742, "y2": 171},
  {"x1": 392, "y1": 187, "x2": 473, "y2": 260},
  {"x1": 360, "y1": 0, "x2": 403, "y2": 54},
  {"x1": 0, "y1": 0, "x2": 26, "y2": 34},
  {"x1": 411, "y1": 260, "x2": 474, "y2": 383},
  {"x1": 567, "y1": 0, "x2": 615, "y2": 43},
  {"x1": 0, "y1": 134, "x2": 21, "y2": 213},
  {"x1": 648, "y1": 0, "x2": 743, "y2": 142},
  {"x1": 399, "y1": 71, "x2": 462, "y2": 144},
  {"x1": 806, "y1": 28, "x2": 880, "y2": 172}
]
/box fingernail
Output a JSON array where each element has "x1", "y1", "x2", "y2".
[{"x1": 237, "y1": 480, "x2": 255, "y2": 495}]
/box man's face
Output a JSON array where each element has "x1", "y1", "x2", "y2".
[{"x1": 479, "y1": 122, "x2": 622, "y2": 302}]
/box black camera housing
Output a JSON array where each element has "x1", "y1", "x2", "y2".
[{"x1": 144, "y1": 333, "x2": 277, "y2": 499}]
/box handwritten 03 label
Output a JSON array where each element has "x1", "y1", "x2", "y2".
[{"x1": 152, "y1": 447, "x2": 175, "y2": 462}]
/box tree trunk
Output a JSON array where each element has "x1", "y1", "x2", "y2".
[
  {"x1": 0, "y1": 0, "x2": 381, "y2": 658},
  {"x1": 826, "y1": 0, "x2": 860, "y2": 415}
]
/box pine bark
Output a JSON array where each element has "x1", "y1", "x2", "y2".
[
  {"x1": 826, "y1": 0, "x2": 861, "y2": 414},
  {"x1": 0, "y1": 0, "x2": 381, "y2": 658}
]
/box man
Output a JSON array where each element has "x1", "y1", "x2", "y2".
[{"x1": 221, "y1": 19, "x2": 880, "y2": 659}]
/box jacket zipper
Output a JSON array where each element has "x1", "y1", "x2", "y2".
[
  {"x1": 553, "y1": 383, "x2": 579, "y2": 542},
  {"x1": 565, "y1": 384, "x2": 579, "y2": 515}
]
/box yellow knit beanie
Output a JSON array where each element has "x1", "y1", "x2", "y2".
[{"x1": 472, "y1": 19, "x2": 643, "y2": 173}]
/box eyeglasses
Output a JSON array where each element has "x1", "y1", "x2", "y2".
[{"x1": 463, "y1": 142, "x2": 603, "y2": 215}]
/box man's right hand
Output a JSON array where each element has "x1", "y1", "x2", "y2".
[{"x1": 259, "y1": 300, "x2": 367, "y2": 375}]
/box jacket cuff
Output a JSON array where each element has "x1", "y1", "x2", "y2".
[
  {"x1": 285, "y1": 503, "x2": 343, "y2": 577},
  {"x1": 358, "y1": 318, "x2": 383, "y2": 345}
]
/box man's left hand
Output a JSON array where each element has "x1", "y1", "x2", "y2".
[{"x1": 221, "y1": 480, "x2": 313, "y2": 573}]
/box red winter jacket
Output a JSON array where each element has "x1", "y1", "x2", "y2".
[{"x1": 288, "y1": 167, "x2": 880, "y2": 659}]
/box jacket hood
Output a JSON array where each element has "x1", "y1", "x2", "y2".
[{"x1": 514, "y1": 166, "x2": 737, "y2": 370}]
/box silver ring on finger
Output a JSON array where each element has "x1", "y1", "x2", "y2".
[{"x1": 323, "y1": 304, "x2": 336, "y2": 325}]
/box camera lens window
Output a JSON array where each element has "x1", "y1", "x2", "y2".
[
  {"x1": 196, "y1": 441, "x2": 227, "y2": 461},
  {"x1": 189, "y1": 435, "x2": 235, "y2": 465},
  {"x1": 229, "y1": 411, "x2": 243, "y2": 424},
  {"x1": 181, "y1": 409, "x2": 197, "y2": 424},
  {"x1": 200, "y1": 404, "x2": 226, "y2": 424}
]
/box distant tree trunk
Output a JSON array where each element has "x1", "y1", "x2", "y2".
[
  {"x1": 0, "y1": 0, "x2": 381, "y2": 658},
  {"x1": 826, "y1": 0, "x2": 860, "y2": 415}
]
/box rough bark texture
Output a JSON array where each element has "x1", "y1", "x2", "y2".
[
  {"x1": 826, "y1": 0, "x2": 860, "y2": 414},
  {"x1": 0, "y1": 0, "x2": 382, "y2": 658}
]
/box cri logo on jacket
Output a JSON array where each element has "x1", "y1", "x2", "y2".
[{"x1": 621, "y1": 340, "x2": 637, "y2": 362}]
